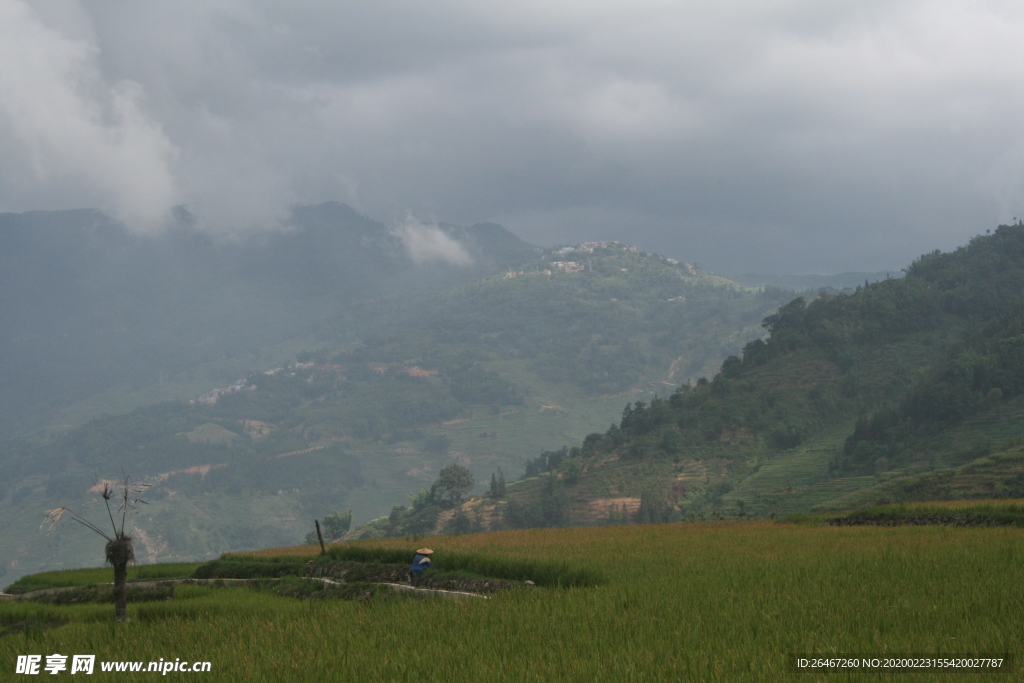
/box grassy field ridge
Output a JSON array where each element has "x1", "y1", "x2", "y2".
[{"x1": 3, "y1": 519, "x2": 1023, "y2": 681}]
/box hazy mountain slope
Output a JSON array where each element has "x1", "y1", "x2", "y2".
[
  {"x1": 0, "y1": 240, "x2": 791, "y2": 582},
  {"x1": 0, "y1": 203, "x2": 534, "y2": 439},
  {"x1": 403, "y1": 223, "x2": 1024, "y2": 534}
]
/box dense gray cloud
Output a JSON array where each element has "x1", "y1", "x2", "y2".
[{"x1": 2, "y1": 0, "x2": 1024, "y2": 273}]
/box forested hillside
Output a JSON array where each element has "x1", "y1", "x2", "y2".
[{"x1": 369, "y1": 224, "x2": 1024, "y2": 537}]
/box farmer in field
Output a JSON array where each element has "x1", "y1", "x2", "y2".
[{"x1": 409, "y1": 548, "x2": 433, "y2": 587}]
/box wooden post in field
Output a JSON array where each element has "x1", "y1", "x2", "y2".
[{"x1": 315, "y1": 519, "x2": 326, "y2": 555}]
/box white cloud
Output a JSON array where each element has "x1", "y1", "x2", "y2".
[
  {"x1": 393, "y1": 215, "x2": 473, "y2": 266},
  {"x1": 0, "y1": 0, "x2": 177, "y2": 230}
]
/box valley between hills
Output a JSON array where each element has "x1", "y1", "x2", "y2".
[{"x1": 6, "y1": 204, "x2": 1023, "y2": 585}]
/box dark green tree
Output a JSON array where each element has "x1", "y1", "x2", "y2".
[
  {"x1": 539, "y1": 475, "x2": 568, "y2": 527},
  {"x1": 321, "y1": 509, "x2": 353, "y2": 540},
  {"x1": 430, "y1": 464, "x2": 474, "y2": 507},
  {"x1": 721, "y1": 355, "x2": 742, "y2": 378}
]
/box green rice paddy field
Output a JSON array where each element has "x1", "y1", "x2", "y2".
[{"x1": 3, "y1": 517, "x2": 1023, "y2": 681}]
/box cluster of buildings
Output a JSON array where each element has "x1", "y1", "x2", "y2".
[
  {"x1": 193, "y1": 381, "x2": 254, "y2": 405},
  {"x1": 553, "y1": 241, "x2": 639, "y2": 255}
]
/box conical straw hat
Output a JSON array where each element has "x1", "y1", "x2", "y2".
[{"x1": 416, "y1": 548, "x2": 433, "y2": 554}]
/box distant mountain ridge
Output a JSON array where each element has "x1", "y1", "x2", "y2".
[
  {"x1": 0, "y1": 202, "x2": 536, "y2": 438},
  {"x1": 731, "y1": 271, "x2": 902, "y2": 291}
]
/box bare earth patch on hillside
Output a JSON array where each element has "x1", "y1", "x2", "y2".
[{"x1": 587, "y1": 497, "x2": 642, "y2": 516}]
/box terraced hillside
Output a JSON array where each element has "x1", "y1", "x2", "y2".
[{"x1": 373, "y1": 223, "x2": 1024, "y2": 535}]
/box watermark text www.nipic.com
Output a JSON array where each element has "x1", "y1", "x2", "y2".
[{"x1": 16, "y1": 655, "x2": 212, "y2": 675}]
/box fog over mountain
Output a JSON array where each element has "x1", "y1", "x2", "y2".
[
  {"x1": 3, "y1": 1, "x2": 1024, "y2": 274},
  {"x1": 0, "y1": 202, "x2": 538, "y2": 439}
]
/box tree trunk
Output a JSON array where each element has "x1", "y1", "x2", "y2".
[{"x1": 113, "y1": 560, "x2": 128, "y2": 622}]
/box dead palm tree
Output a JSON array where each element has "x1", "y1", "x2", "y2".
[{"x1": 42, "y1": 474, "x2": 151, "y2": 622}]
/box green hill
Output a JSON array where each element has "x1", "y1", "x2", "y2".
[{"x1": 377, "y1": 223, "x2": 1024, "y2": 535}]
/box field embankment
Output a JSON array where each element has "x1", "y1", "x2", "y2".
[{"x1": 826, "y1": 499, "x2": 1024, "y2": 528}]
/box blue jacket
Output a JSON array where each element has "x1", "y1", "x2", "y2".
[{"x1": 409, "y1": 553, "x2": 433, "y2": 576}]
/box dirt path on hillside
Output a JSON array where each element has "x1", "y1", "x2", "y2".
[
  {"x1": 132, "y1": 528, "x2": 168, "y2": 564},
  {"x1": 442, "y1": 410, "x2": 518, "y2": 426},
  {"x1": 274, "y1": 445, "x2": 328, "y2": 458},
  {"x1": 667, "y1": 354, "x2": 687, "y2": 382}
]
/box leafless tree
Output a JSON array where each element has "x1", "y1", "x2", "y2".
[{"x1": 42, "y1": 474, "x2": 151, "y2": 622}]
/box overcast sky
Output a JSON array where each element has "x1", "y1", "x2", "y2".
[{"x1": 2, "y1": 0, "x2": 1024, "y2": 274}]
